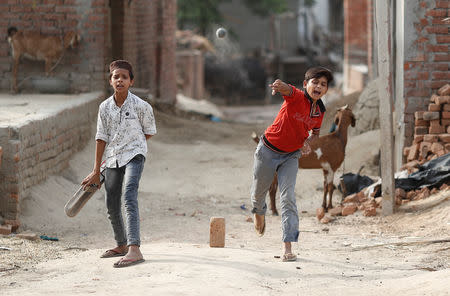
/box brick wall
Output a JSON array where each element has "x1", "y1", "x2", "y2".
[
  {"x1": 0, "y1": 94, "x2": 103, "y2": 221},
  {"x1": 0, "y1": 0, "x2": 109, "y2": 93},
  {"x1": 403, "y1": 0, "x2": 450, "y2": 147},
  {"x1": 0, "y1": 0, "x2": 177, "y2": 103}
]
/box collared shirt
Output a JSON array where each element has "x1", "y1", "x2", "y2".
[
  {"x1": 96, "y1": 91, "x2": 157, "y2": 168},
  {"x1": 264, "y1": 86, "x2": 325, "y2": 153}
]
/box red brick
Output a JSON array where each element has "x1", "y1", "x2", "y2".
[
  {"x1": 414, "y1": 135, "x2": 424, "y2": 143},
  {"x1": 403, "y1": 147, "x2": 411, "y2": 156},
  {"x1": 423, "y1": 111, "x2": 440, "y2": 120},
  {"x1": 406, "y1": 191, "x2": 416, "y2": 200},
  {"x1": 425, "y1": 9, "x2": 448, "y2": 17},
  {"x1": 395, "y1": 188, "x2": 406, "y2": 199},
  {"x1": 420, "y1": 141, "x2": 432, "y2": 158},
  {"x1": 436, "y1": 35, "x2": 450, "y2": 43},
  {"x1": 431, "y1": 142, "x2": 444, "y2": 154},
  {"x1": 0, "y1": 224, "x2": 12, "y2": 235},
  {"x1": 443, "y1": 104, "x2": 450, "y2": 112},
  {"x1": 434, "y1": 54, "x2": 450, "y2": 62},
  {"x1": 428, "y1": 103, "x2": 441, "y2": 111},
  {"x1": 342, "y1": 204, "x2": 357, "y2": 216},
  {"x1": 4, "y1": 219, "x2": 20, "y2": 232},
  {"x1": 441, "y1": 119, "x2": 450, "y2": 126},
  {"x1": 442, "y1": 111, "x2": 450, "y2": 119},
  {"x1": 436, "y1": 1, "x2": 450, "y2": 8},
  {"x1": 448, "y1": 126, "x2": 450, "y2": 133},
  {"x1": 415, "y1": 111, "x2": 425, "y2": 120},
  {"x1": 407, "y1": 88, "x2": 430, "y2": 97},
  {"x1": 424, "y1": 134, "x2": 439, "y2": 142},
  {"x1": 445, "y1": 144, "x2": 450, "y2": 153},
  {"x1": 426, "y1": 25, "x2": 448, "y2": 34},
  {"x1": 363, "y1": 206, "x2": 377, "y2": 217},
  {"x1": 432, "y1": 71, "x2": 450, "y2": 80},
  {"x1": 438, "y1": 84, "x2": 450, "y2": 96},
  {"x1": 438, "y1": 134, "x2": 450, "y2": 143},
  {"x1": 415, "y1": 119, "x2": 430, "y2": 126},
  {"x1": 429, "y1": 125, "x2": 446, "y2": 134},
  {"x1": 436, "y1": 96, "x2": 450, "y2": 105},
  {"x1": 328, "y1": 206, "x2": 343, "y2": 216},
  {"x1": 407, "y1": 143, "x2": 420, "y2": 161},
  {"x1": 415, "y1": 126, "x2": 429, "y2": 135}
]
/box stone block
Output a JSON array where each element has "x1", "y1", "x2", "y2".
[{"x1": 209, "y1": 217, "x2": 225, "y2": 248}]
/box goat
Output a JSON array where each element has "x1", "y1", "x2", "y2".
[
  {"x1": 252, "y1": 105, "x2": 356, "y2": 215},
  {"x1": 7, "y1": 26, "x2": 80, "y2": 92}
]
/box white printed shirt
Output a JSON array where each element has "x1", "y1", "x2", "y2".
[{"x1": 96, "y1": 91, "x2": 157, "y2": 168}]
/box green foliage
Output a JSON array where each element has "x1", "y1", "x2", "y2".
[
  {"x1": 242, "y1": 0, "x2": 287, "y2": 17},
  {"x1": 177, "y1": 0, "x2": 231, "y2": 35}
]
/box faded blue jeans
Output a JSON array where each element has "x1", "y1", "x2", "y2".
[
  {"x1": 104, "y1": 154, "x2": 145, "y2": 246},
  {"x1": 251, "y1": 140, "x2": 301, "y2": 242}
]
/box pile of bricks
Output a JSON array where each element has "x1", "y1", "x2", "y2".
[
  {"x1": 316, "y1": 186, "x2": 381, "y2": 223},
  {"x1": 403, "y1": 84, "x2": 450, "y2": 172}
]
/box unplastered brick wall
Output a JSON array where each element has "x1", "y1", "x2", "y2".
[
  {"x1": 403, "y1": 0, "x2": 450, "y2": 147},
  {"x1": 403, "y1": 84, "x2": 450, "y2": 168},
  {"x1": 0, "y1": 96, "x2": 102, "y2": 223},
  {"x1": 0, "y1": 0, "x2": 109, "y2": 93}
]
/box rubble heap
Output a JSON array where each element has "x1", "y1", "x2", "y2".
[{"x1": 403, "y1": 84, "x2": 450, "y2": 172}]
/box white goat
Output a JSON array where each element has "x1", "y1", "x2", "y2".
[{"x1": 253, "y1": 105, "x2": 356, "y2": 214}]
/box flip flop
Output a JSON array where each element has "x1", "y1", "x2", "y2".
[
  {"x1": 113, "y1": 258, "x2": 145, "y2": 268},
  {"x1": 100, "y1": 249, "x2": 127, "y2": 258},
  {"x1": 282, "y1": 253, "x2": 297, "y2": 262}
]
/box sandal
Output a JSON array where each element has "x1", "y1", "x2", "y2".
[
  {"x1": 113, "y1": 258, "x2": 145, "y2": 268},
  {"x1": 100, "y1": 249, "x2": 127, "y2": 258},
  {"x1": 282, "y1": 253, "x2": 297, "y2": 262}
]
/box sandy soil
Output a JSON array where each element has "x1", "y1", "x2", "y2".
[{"x1": 0, "y1": 104, "x2": 449, "y2": 296}]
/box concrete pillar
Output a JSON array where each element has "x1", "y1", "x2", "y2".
[{"x1": 375, "y1": 0, "x2": 395, "y2": 215}]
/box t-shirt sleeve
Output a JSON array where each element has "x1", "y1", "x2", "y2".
[
  {"x1": 140, "y1": 102, "x2": 157, "y2": 135},
  {"x1": 95, "y1": 105, "x2": 108, "y2": 142},
  {"x1": 282, "y1": 85, "x2": 303, "y2": 103}
]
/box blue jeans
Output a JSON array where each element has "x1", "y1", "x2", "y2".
[
  {"x1": 251, "y1": 140, "x2": 301, "y2": 242},
  {"x1": 104, "y1": 154, "x2": 145, "y2": 246}
]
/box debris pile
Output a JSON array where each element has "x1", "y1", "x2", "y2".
[{"x1": 403, "y1": 84, "x2": 450, "y2": 173}]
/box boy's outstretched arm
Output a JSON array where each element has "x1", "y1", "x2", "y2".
[
  {"x1": 269, "y1": 79, "x2": 293, "y2": 96},
  {"x1": 81, "y1": 140, "x2": 106, "y2": 189}
]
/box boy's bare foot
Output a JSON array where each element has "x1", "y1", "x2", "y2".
[{"x1": 254, "y1": 214, "x2": 265, "y2": 236}]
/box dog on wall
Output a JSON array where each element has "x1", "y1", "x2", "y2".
[{"x1": 7, "y1": 26, "x2": 81, "y2": 92}]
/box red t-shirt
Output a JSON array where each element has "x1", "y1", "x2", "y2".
[{"x1": 264, "y1": 86, "x2": 325, "y2": 153}]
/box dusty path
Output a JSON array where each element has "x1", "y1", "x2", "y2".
[{"x1": 0, "y1": 107, "x2": 449, "y2": 295}]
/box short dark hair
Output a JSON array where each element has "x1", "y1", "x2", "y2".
[
  {"x1": 109, "y1": 60, "x2": 134, "y2": 80},
  {"x1": 304, "y1": 67, "x2": 333, "y2": 85}
]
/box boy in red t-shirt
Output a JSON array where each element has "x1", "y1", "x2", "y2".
[{"x1": 251, "y1": 67, "x2": 333, "y2": 262}]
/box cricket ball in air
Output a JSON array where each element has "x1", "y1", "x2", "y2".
[{"x1": 216, "y1": 27, "x2": 227, "y2": 38}]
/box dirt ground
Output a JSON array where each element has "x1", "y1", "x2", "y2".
[{"x1": 0, "y1": 102, "x2": 449, "y2": 296}]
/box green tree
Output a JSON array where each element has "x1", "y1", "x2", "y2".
[{"x1": 177, "y1": 0, "x2": 306, "y2": 35}]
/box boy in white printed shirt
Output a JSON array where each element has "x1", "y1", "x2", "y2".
[{"x1": 82, "y1": 60, "x2": 156, "y2": 268}]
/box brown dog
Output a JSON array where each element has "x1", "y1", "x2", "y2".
[{"x1": 7, "y1": 26, "x2": 80, "y2": 92}]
